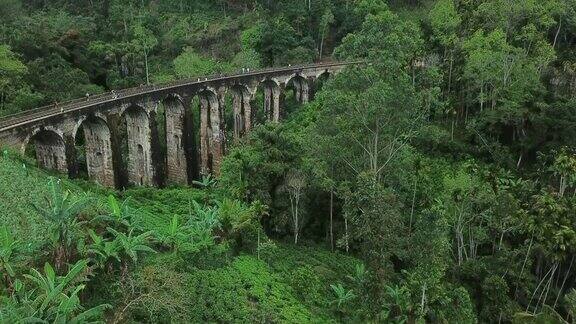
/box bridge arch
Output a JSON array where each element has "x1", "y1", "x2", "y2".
[
  {"x1": 24, "y1": 127, "x2": 68, "y2": 173},
  {"x1": 313, "y1": 70, "x2": 331, "y2": 97},
  {"x1": 285, "y1": 74, "x2": 310, "y2": 104},
  {"x1": 73, "y1": 115, "x2": 115, "y2": 187},
  {"x1": 315, "y1": 70, "x2": 330, "y2": 82},
  {"x1": 123, "y1": 104, "x2": 154, "y2": 186}
]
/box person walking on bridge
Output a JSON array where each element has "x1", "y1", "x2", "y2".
[{"x1": 54, "y1": 101, "x2": 63, "y2": 113}]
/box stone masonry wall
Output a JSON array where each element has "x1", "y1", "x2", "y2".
[
  {"x1": 83, "y1": 118, "x2": 115, "y2": 187},
  {"x1": 164, "y1": 98, "x2": 187, "y2": 185},
  {"x1": 125, "y1": 107, "x2": 154, "y2": 186}
]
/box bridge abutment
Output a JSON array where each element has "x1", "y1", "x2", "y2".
[
  {"x1": 211, "y1": 90, "x2": 225, "y2": 176},
  {"x1": 263, "y1": 83, "x2": 281, "y2": 122},
  {"x1": 231, "y1": 86, "x2": 253, "y2": 140},
  {"x1": 164, "y1": 97, "x2": 188, "y2": 185},
  {"x1": 125, "y1": 106, "x2": 155, "y2": 186},
  {"x1": 81, "y1": 117, "x2": 115, "y2": 187}
]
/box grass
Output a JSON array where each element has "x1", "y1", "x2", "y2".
[
  {"x1": 120, "y1": 186, "x2": 209, "y2": 235},
  {"x1": 0, "y1": 152, "x2": 107, "y2": 253},
  {"x1": 0, "y1": 151, "x2": 199, "y2": 251}
]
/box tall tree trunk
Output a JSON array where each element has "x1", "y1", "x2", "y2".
[
  {"x1": 448, "y1": 51, "x2": 454, "y2": 95},
  {"x1": 553, "y1": 19, "x2": 562, "y2": 49},
  {"x1": 527, "y1": 262, "x2": 556, "y2": 312},
  {"x1": 515, "y1": 236, "x2": 534, "y2": 300},
  {"x1": 344, "y1": 215, "x2": 349, "y2": 253},
  {"x1": 329, "y1": 188, "x2": 334, "y2": 250},
  {"x1": 319, "y1": 35, "x2": 324, "y2": 61},
  {"x1": 144, "y1": 48, "x2": 150, "y2": 85},
  {"x1": 553, "y1": 255, "x2": 574, "y2": 310},
  {"x1": 409, "y1": 176, "x2": 417, "y2": 235}
]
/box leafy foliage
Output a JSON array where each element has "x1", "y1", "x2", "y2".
[{"x1": 2, "y1": 0, "x2": 576, "y2": 322}]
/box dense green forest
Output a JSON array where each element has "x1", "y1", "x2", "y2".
[{"x1": 1, "y1": 0, "x2": 576, "y2": 322}]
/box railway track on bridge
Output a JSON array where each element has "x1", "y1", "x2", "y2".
[{"x1": 0, "y1": 61, "x2": 359, "y2": 132}]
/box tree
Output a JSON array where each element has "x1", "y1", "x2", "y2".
[
  {"x1": 132, "y1": 22, "x2": 158, "y2": 85},
  {"x1": 550, "y1": 148, "x2": 576, "y2": 197},
  {"x1": 318, "y1": 9, "x2": 334, "y2": 60},
  {"x1": 254, "y1": 17, "x2": 299, "y2": 65},
  {"x1": 173, "y1": 47, "x2": 220, "y2": 78},
  {"x1": 342, "y1": 172, "x2": 405, "y2": 279},
  {"x1": 284, "y1": 169, "x2": 307, "y2": 244},
  {"x1": 335, "y1": 8, "x2": 422, "y2": 73},
  {"x1": 429, "y1": 0, "x2": 461, "y2": 94},
  {"x1": 312, "y1": 69, "x2": 424, "y2": 184},
  {"x1": 0, "y1": 45, "x2": 29, "y2": 115},
  {"x1": 0, "y1": 0, "x2": 22, "y2": 23}
]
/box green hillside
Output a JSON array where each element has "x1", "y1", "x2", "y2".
[{"x1": 0, "y1": 151, "x2": 362, "y2": 322}]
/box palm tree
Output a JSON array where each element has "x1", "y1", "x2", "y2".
[{"x1": 33, "y1": 178, "x2": 92, "y2": 272}]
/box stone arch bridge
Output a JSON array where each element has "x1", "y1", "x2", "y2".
[{"x1": 0, "y1": 62, "x2": 355, "y2": 188}]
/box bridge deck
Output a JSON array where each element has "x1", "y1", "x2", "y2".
[{"x1": 0, "y1": 62, "x2": 357, "y2": 132}]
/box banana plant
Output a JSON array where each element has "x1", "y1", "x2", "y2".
[
  {"x1": 92, "y1": 195, "x2": 137, "y2": 230},
  {"x1": 83, "y1": 229, "x2": 121, "y2": 269},
  {"x1": 33, "y1": 178, "x2": 92, "y2": 272},
  {"x1": 0, "y1": 225, "x2": 18, "y2": 288},
  {"x1": 346, "y1": 263, "x2": 368, "y2": 287},
  {"x1": 192, "y1": 175, "x2": 218, "y2": 203},
  {"x1": 21, "y1": 260, "x2": 110, "y2": 322},
  {"x1": 330, "y1": 283, "x2": 356, "y2": 308},
  {"x1": 189, "y1": 200, "x2": 221, "y2": 231},
  {"x1": 162, "y1": 215, "x2": 192, "y2": 253},
  {"x1": 187, "y1": 200, "x2": 221, "y2": 249},
  {"x1": 192, "y1": 174, "x2": 217, "y2": 189},
  {"x1": 107, "y1": 228, "x2": 156, "y2": 264}
]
